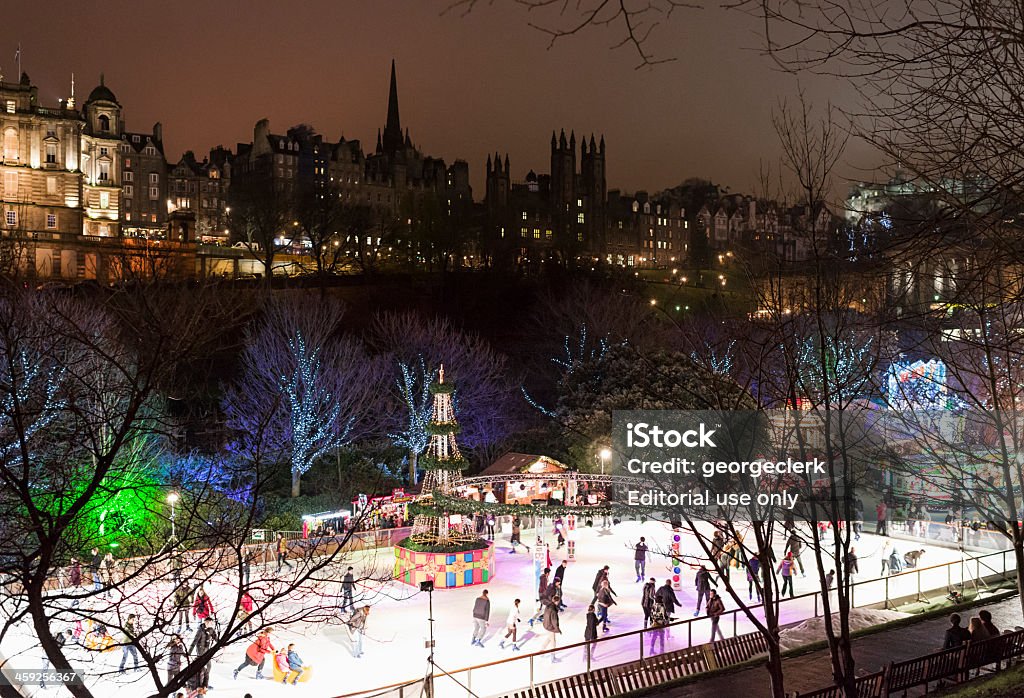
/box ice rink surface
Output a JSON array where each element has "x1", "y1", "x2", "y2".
[{"x1": 4, "y1": 519, "x2": 1003, "y2": 698}]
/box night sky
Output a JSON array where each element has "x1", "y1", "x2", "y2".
[{"x1": 9, "y1": 1, "x2": 877, "y2": 198}]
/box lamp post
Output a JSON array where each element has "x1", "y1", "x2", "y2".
[
  {"x1": 599, "y1": 448, "x2": 611, "y2": 475},
  {"x1": 166, "y1": 492, "x2": 179, "y2": 539}
]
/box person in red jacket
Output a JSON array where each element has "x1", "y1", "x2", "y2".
[
  {"x1": 233, "y1": 628, "x2": 275, "y2": 680},
  {"x1": 192, "y1": 584, "x2": 215, "y2": 623}
]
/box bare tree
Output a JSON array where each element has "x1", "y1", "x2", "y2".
[{"x1": 227, "y1": 172, "x2": 294, "y2": 287}]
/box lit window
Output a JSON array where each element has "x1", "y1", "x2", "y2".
[
  {"x1": 99, "y1": 223, "x2": 109, "y2": 236},
  {"x1": 578, "y1": 213, "x2": 585, "y2": 224},
  {"x1": 521, "y1": 211, "x2": 527, "y2": 221},
  {"x1": 46, "y1": 214, "x2": 56, "y2": 229},
  {"x1": 577, "y1": 232, "x2": 583, "y2": 242},
  {"x1": 533, "y1": 228, "x2": 541, "y2": 239},
  {"x1": 124, "y1": 158, "x2": 132, "y2": 168},
  {"x1": 4, "y1": 101, "x2": 13, "y2": 114},
  {"x1": 545, "y1": 230, "x2": 552, "y2": 239},
  {"x1": 4, "y1": 210, "x2": 15, "y2": 226},
  {"x1": 3, "y1": 128, "x2": 18, "y2": 160},
  {"x1": 577, "y1": 198, "x2": 582, "y2": 207},
  {"x1": 520, "y1": 227, "x2": 527, "y2": 237},
  {"x1": 99, "y1": 192, "x2": 109, "y2": 209}
]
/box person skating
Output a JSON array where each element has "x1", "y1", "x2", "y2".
[
  {"x1": 500, "y1": 598, "x2": 522, "y2": 650},
  {"x1": 89, "y1": 547, "x2": 102, "y2": 592},
  {"x1": 341, "y1": 566, "x2": 355, "y2": 612},
  {"x1": 192, "y1": 584, "x2": 215, "y2": 626},
  {"x1": 880, "y1": 540, "x2": 892, "y2": 576},
  {"x1": 777, "y1": 552, "x2": 796, "y2": 598},
  {"x1": 284, "y1": 643, "x2": 305, "y2": 685},
  {"x1": 595, "y1": 579, "x2": 617, "y2": 633},
  {"x1": 634, "y1": 537, "x2": 648, "y2": 581},
  {"x1": 471, "y1": 589, "x2": 490, "y2": 647},
  {"x1": 509, "y1": 516, "x2": 523, "y2": 553},
  {"x1": 530, "y1": 567, "x2": 550, "y2": 626},
  {"x1": 276, "y1": 533, "x2": 293, "y2": 572},
  {"x1": 166, "y1": 634, "x2": 186, "y2": 687},
  {"x1": 347, "y1": 606, "x2": 370, "y2": 658},
  {"x1": 590, "y1": 565, "x2": 611, "y2": 604},
  {"x1": 657, "y1": 579, "x2": 682, "y2": 620},
  {"x1": 234, "y1": 627, "x2": 275, "y2": 680},
  {"x1": 707, "y1": 589, "x2": 726, "y2": 642},
  {"x1": 845, "y1": 548, "x2": 859, "y2": 576},
  {"x1": 876, "y1": 500, "x2": 888, "y2": 536},
  {"x1": 693, "y1": 565, "x2": 716, "y2": 616},
  {"x1": 553, "y1": 560, "x2": 568, "y2": 610},
  {"x1": 786, "y1": 533, "x2": 806, "y2": 577},
  {"x1": 188, "y1": 617, "x2": 217, "y2": 696},
  {"x1": 118, "y1": 613, "x2": 140, "y2": 673},
  {"x1": 540, "y1": 593, "x2": 562, "y2": 662},
  {"x1": 584, "y1": 604, "x2": 599, "y2": 661},
  {"x1": 486, "y1": 514, "x2": 496, "y2": 540},
  {"x1": 173, "y1": 582, "x2": 192, "y2": 630},
  {"x1": 641, "y1": 577, "x2": 657, "y2": 627},
  {"x1": 746, "y1": 553, "x2": 761, "y2": 602},
  {"x1": 825, "y1": 569, "x2": 835, "y2": 591}
]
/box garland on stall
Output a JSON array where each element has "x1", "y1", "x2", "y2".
[
  {"x1": 417, "y1": 454, "x2": 469, "y2": 471},
  {"x1": 425, "y1": 421, "x2": 461, "y2": 436},
  {"x1": 408, "y1": 490, "x2": 615, "y2": 519}
]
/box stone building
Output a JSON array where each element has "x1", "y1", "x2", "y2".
[
  {"x1": 169, "y1": 148, "x2": 231, "y2": 244},
  {"x1": 120, "y1": 122, "x2": 167, "y2": 237},
  {"x1": 606, "y1": 190, "x2": 686, "y2": 267},
  {"x1": 482, "y1": 130, "x2": 607, "y2": 267}
]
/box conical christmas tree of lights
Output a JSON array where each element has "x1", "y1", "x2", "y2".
[{"x1": 409, "y1": 365, "x2": 478, "y2": 546}]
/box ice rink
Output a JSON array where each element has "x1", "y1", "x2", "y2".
[{"x1": 3, "y1": 519, "x2": 1010, "y2": 698}]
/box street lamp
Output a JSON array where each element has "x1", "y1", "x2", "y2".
[
  {"x1": 166, "y1": 492, "x2": 179, "y2": 539},
  {"x1": 599, "y1": 448, "x2": 612, "y2": 475}
]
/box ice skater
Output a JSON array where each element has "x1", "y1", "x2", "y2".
[
  {"x1": 641, "y1": 577, "x2": 657, "y2": 627},
  {"x1": 500, "y1": 598, "x2": 522, "y2": 650},
  {"x1": 694, "y1": 565, "x2": 716, "y2": 616},
  {"x1": 509, "y1": 516, "x2": 526, "y2": 553},
  {"x1": 341, "y1": 566, "x2": 355, "y2": 611},
  {"x1": 595, "y1": 579, "x2": 617, "y2": 633},
  {"x1": 634, "y1": 537, "x2": 648, "y2": 581},
  {"x1": 233, "y1": 628, "x2": 275, "y2": 680},
  {"x1": 540, "y1": 593, "x2": 562, "y2": 662},
  {"x1": 347, "y1": 606, "x2": 370, "y2": 658},
  {"x1": 584, "y1": 604, "x2": 599, "y2": 661},
  {"x1": 471, "y1": 589, "x2": 490, "y2": 647}
]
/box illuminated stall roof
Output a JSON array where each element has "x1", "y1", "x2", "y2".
[{"x1": 479, "y1": 452, "x2": 571, "y2": 476}]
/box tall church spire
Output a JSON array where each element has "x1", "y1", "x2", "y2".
[{"x1": 382, "y1": 59, "x2": 403, "y2": 153}]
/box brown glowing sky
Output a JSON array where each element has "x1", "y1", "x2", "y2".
[{"x1": 9, "y1": 1, "x2": 879, "y2": 199}]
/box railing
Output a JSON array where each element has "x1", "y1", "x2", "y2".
[
  {"x1": 889, "y1": 517, "x2": 1013, "y2": 553},
  {"x1": 332, "y1": 547, "x2": 1018, "y2": 698}
]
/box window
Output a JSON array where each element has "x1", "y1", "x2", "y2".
[
  {"x1": 123, "y1": 184, "x2": 133, "y2": 196},
  {"x1": 46, "y1": 177, "x2": 57, "y2": 195},
  {"x1": 149, "y1": 187, "x2": 159, "y2": 200},
  {"x1": 99, "y1": 147, "x2": 108, "y2": 157},
  {"x1": 577, "y1": 198, "x2": 582, "y2": 207},
  {"x1": 4, "y1": 100, "x2": 13, "y2": 114},
  {"x1": 533, "y1": 228, "x2": 541, "y2": 239},
  {"x1": 99, "y1": 192, "x2": 109, "y2": 209},
  {"x1": 577, "y1": 232, "x2": 584, "y2": 242},
  {"x1": 545, "y1": 229, "x2": 553, "y2": 239},
  {"x1": 98, "y1": 223, "x2": 109, "y2": 236},
  {"x1": 46, "y1": 214, "x2": 56, "y2": 229},
  {"x1": 98, "y1": 162, "x2": 109, "y2": 181},
  {"x1": 124, "y1": 158, "x2": 132, "y2": 168},
  {"x1": 123, "y1": 198, "x2": 131, "y2": 210},
  {"x1": 45, "y1": 143, "x2": 57, "y2": 164},
  {"x1": 125, "y1": 212, "x2": 131, "y2": 221},
  {"x1": 521, "y1": 211, "x2": 527, "y2": 221},
  {"x1": 123, "y1": 171, "x2": 133, "y2": 182},
  {"x1": 3, "y1": 129, "x2": 17, "y2": 160},
  {"x1": 5, "y1": 210, "x2": 16, "y2": 226},
  {"x1": 520, "y1": 227, "x2": 527, "y2": 237},
  {"x1": 3, "y1": 171, "x2": 16, "y2": 194},
  {"x1": 577, "y1": 213, "x2": 585, "y2": 224},
  {"x1": 132, "y1": 134, "x2": 140, "y2": 143},
  {"x1": 149, "y1": 173, "x2": 159, "y2": 184},
  {"x1": 98, "y1": 115, "x2": 110, "y2": 132},
  {"x1": 145, "y1": 146, "x2": 156, "y2": 155}
]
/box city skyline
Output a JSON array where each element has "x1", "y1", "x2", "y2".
[{"x1": 4, "y1": 1, "x2": 880, "y2": 201}]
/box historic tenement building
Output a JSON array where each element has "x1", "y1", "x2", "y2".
[
  {"x1": 120, "y1": 121, "x2": 167, "y2": 238},
  {"x1": 606, "y1": 190, "x2": 686, "y2": 267},
  {"x1": 482, "y1": 130, "x2": 607, "y2": 267},
  {"x1": 0, "y1": 72, "x2": 194, "y2": 280},
  {"x1": 168, "y1": 148, "x2": 231, "y2": 244}
]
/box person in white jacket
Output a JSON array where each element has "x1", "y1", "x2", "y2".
[{"x1": 499, "y1": 598, "x2": 522, "y2": 650}]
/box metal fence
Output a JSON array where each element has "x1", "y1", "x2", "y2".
[{"x1": 332, "y1": 547, "x2": 1018, "y2": 698}]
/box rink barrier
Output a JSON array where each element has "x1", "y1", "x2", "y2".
[
  {"x1": 791, "y1": 628, "x2": 1024, "y2": 698},
  {"x1": 333, "y1": 547, "x2": 1016, "y2": 698}
]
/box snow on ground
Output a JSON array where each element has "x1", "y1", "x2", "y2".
[
  {"x1": 2, "y1": 520, "x2": 1007, "y2": 698},
  {"x1": 778, "y1": 608, "x2": 910, "y2": 652}
]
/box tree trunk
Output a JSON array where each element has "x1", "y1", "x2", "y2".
[
  {"x1": 291, "y1": 469, "x2": 301, "y2": 498},
  {"x1": 409, "y1": 450, "x2": 419, "y2": 486},
  {"x1": 1014, "y1": 531, "x2": 1024, "y2": 620}
]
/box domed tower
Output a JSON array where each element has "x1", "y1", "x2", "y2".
[{"x1": 80, "y1": 75, "x2": 122, "y2": 237}]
